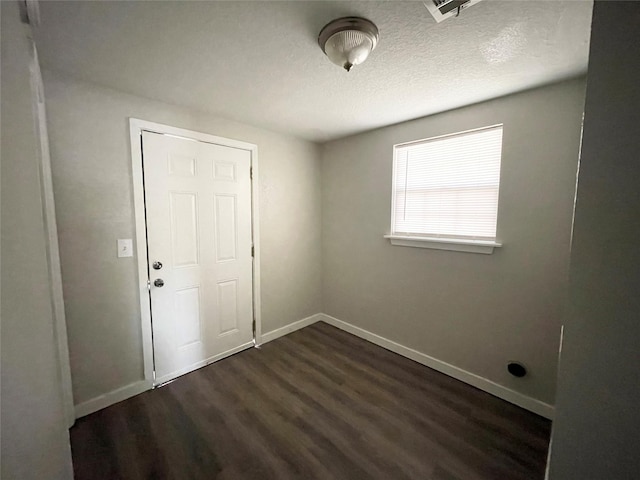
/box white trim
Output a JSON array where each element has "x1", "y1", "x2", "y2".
[
  {"x1": 384, "y1": 235, "x2": 502, "y2": 254},
  {"x1": 154, "y1": 341, "x2": 254, "y2": 386},
  {"x1": 73, "y1": 340, "x2": 254, "y2": 417},
  {"x1": 73, "y1": 313, "x2": 554, "y2": 420},
  {"x1": 251, "y1": 150, "x2": 263, "y2": 345},
  {"x1": 318, "y1": 313, "x2": 555, "y2": 419},
  {"x1": 130, "y1": 118, "x2": 258, "y2": 151},
  {"x1": 128, "y1": 118, "x2": 261, "y2": 386},
  {"x1": 544, "y1": 435, "x2": 554, "y2": 480},
  {"x1": 129, "y1": 121, "x2": 155, "y2": 385},
  {"x1": 258, "y1": 313, "x2": 323, "y2": 345},
  {"x1": 74, "y1": 380, "x2": 152, "y2": 419},
  {"x1": 29, "y1": 40, "x2": 75, "y2": 426}
]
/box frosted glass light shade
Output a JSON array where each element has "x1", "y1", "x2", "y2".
[{"x1": 319, "y1": 17, "x2": 379, "y2": 72}]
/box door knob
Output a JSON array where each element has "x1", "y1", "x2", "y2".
[
  {"x1": 152, "y1": 261, "x2": 163, "y2": 270},
  {"x1": 154, "y1": 278, "x2": 165, "y2": 287}
]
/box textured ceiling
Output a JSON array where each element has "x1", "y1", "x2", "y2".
[{"x1": 35, "y1": 1, "x2": 593, "y2": 142}]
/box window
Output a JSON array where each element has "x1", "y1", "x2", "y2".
[{"x1": 386, "y1": 125, "x2": 503, "y2": 254}]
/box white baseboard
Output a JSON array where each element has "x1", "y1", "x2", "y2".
[
  {"x1": 73, "y1": 313, "x2": 323, "y2": 419},
  {"x1": 74, "y1": 312, "x2": 554, "y2": 420},
  {"x1": 318, "y1": 313, "x2": 555, "y2": 420},
  {"x1": 74, "y1": 380, "x2": 152, "y2": 419},
  {"x1": 259, "y1": 313, "x2": 322, "y2": 345}
]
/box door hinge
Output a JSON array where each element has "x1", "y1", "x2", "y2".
[
  {"x1": 250, "y1": 167, "x2": 253, "y2": 179},
  {"x1": 252, "y1": 318, "x2": 256, "y2": 335},
  {"x1": 251, "y1": 245, "x2": 255, "y2": 257},
  {"x1": 147, "y1": 280, "x2": 151, "y2": 291}
]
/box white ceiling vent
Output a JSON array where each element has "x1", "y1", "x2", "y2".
[{"x1": 424, "y1": 0, "x2": 484, "y2": 23}]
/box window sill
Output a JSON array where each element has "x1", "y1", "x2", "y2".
[{"x1": 384, "y1": 235, "x2": 502, "y2": 254}]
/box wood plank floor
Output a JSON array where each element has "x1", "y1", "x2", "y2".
[{"x1": 71, "y1": 322, "x2": 551, "y2": 480}]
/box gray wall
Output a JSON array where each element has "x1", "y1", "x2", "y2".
[
  {"x1": 322, "y1": 79, "x2": 586, "y2": 406},
  {"x1": 0, "y1": 2, "x2": 74, "y2": 478},
  {"x1": 548, "y1": 2, "x2": 640, "y2": 478},
  {"x1": 43, "y1": 71, "x2": 322, "y2": 406}
]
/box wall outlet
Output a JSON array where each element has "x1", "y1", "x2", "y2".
[{"x1": 117, "y1": 239, "x2": 133, "y2": 258}]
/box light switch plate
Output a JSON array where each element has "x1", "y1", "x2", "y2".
[{"x1": 117, "y1": 239, "x2": 133, "y2": 258}]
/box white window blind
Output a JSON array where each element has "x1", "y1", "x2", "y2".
[{"x1": 392, "y1": 125, "x2": 503, "y2": 240}]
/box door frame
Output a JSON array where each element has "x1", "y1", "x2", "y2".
[
  {"x1": 29, "y1": 39, "x2": 76, "y2": 426},
  {"x1": 129, "y1": 118, "x2": 262, "y2": 386}
]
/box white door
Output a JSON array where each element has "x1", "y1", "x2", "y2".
[{"x1": 142, "y1": 131, "x2": 254, "y2": 385}]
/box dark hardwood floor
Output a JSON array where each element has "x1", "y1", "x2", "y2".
[{"x1": 71, "y1": 322, "x2": 551, "y2": 480}]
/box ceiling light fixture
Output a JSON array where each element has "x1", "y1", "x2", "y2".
[{"x1": 318, "y1": 17, "x2": 379, "y2": 72}]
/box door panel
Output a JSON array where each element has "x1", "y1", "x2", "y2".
[
  {"x1": 142, "y1": 131, "x2": 253, "y2": 384},
  {"x1": 170, "y1": 192, "x2": 199, "y2": 267},
  {"x1": 214, "y1": 194, "x2": 237, "y2": 262}
]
